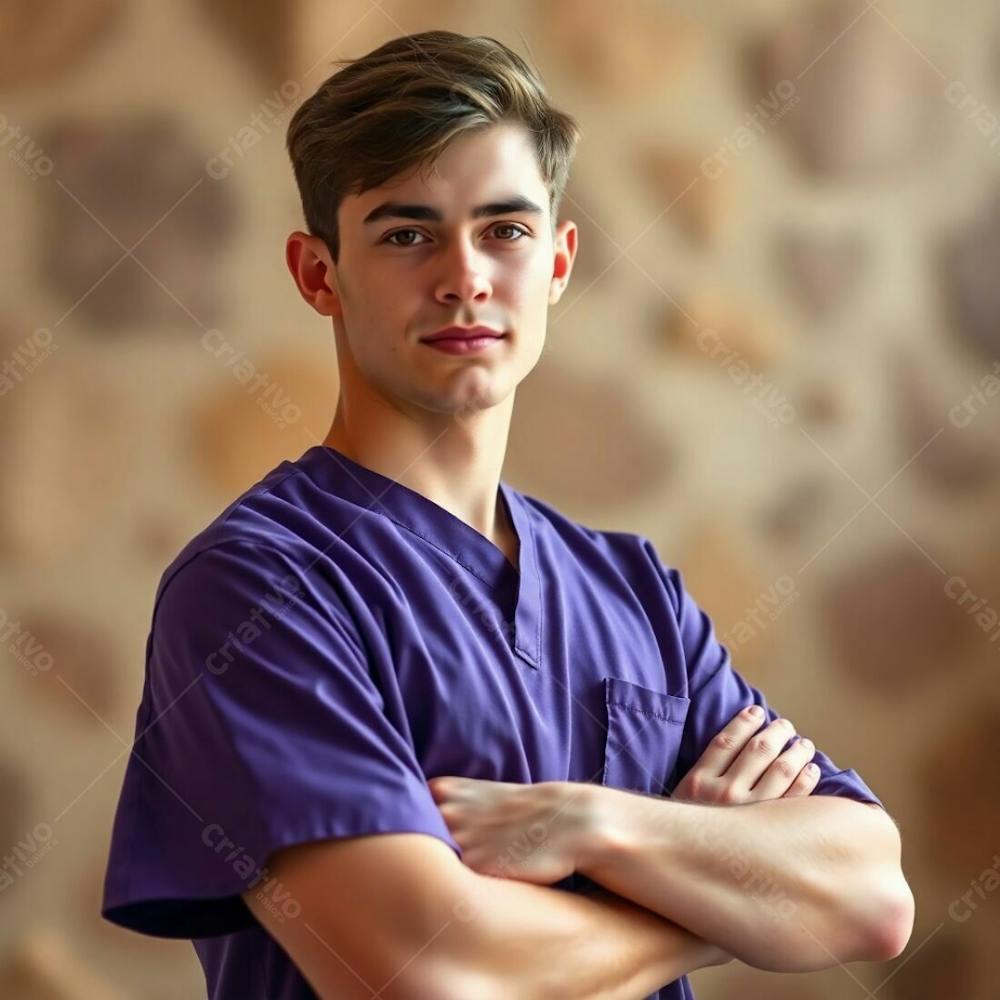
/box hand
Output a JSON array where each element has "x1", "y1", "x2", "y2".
[
  {"x1": 428, "y1": 776, "x2": 588, "y2": 884},
  {"x1": 672, "y1": 706, "x2": 819, "y2": 805}
]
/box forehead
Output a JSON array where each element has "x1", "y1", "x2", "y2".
[{"x1": 341, "y1": 122, "x2": 550, "y2": 226}]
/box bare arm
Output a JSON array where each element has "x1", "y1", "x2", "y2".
[
  {"x1": 432, "y1": 705, "x2": 913, "y2": 975},
  {"x1": 244, "y1": 832, "x2": 728, "y2": 1000},
  {"x1": 575, "y1": 788, "x2": 914, "y2": 972},
  {"x1": 567, "y1": 709, "x2": 914, "y2": 971}
]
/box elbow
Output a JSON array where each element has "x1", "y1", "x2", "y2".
[
  {"x1": 831, "y1": 873, "x2": 915, "y2": 966},
  {"x1": 787, "y1": 880, "x2": 914, "y2": 973},
  {"x1": 864, "y1": 881, "x2": 916, "y2": 963},
  {"x1": 804, "y1": 866, "x2": 915, "y2": 969},
  {"x1": 849, "y1": 810, "x2": 916, "y2": 964}
]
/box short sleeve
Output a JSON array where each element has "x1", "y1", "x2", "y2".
[
  {"x1": 101, "y1": 540, "x2": 460, "y2": 939},
  {"x1": 660, "y1": 562, "x2": 884, "y2": 810}
]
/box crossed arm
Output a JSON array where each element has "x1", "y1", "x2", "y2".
[
  {"x1": 436, "y1": 781, "x2": 913, "y2": 973},
  {"x1": 245, "y1": 833, "x2": 727, "y2": 1000},
  {"x1": 602, "y1": 793, "x2": 912, "y2": 970},
  {"x1": 245, "y1": 708, "x2": 914, "y2": 998},
  {"x1": 429, "y1": 707, "x2": 915, "y2": 973}
]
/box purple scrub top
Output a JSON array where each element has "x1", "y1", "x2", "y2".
[{"x1": 102, "y1": 444, "x2": 883, "y2": 999}]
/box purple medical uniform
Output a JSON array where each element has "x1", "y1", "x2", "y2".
[{"x1": 102, "y1": 444, "x2": 883, "y2": 999}]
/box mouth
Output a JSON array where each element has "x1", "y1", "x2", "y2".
[
  {"x1": 420, "y1": 334, "x2": 507, "y2": 355},
  {"x1": 419, "y1": 326, "x2": 507, "y2": 355},
  {"x1": 421, "y1": 326, "x2": 507, "y2": 344}
]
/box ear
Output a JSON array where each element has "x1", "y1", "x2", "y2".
[
  {"x1": 549, "y1": 219, "x2": 578, "y2": 306},
  {"x1": 286, "y1": 231, "x2": 342, "y2": 318}
]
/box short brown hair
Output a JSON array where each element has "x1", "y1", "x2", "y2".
[{"x1": 285, "y1": 30, "x2": 582, "y2": 261}]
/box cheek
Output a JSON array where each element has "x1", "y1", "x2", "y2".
[
  {"x1": 340, "y1": 295, "x2": 395, "y2": 358},
  {"x1": 495, "y1": 271, "x2": 547, "y2": 329},
  {"x1": 522, "y1": 256, "x2": 557, "y2": 310}
]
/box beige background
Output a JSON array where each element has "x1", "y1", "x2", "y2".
[{"x1": 1, "y1": 0, "x2": 998, "y2": 996}]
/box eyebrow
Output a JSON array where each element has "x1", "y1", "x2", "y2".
[{"x1": 362, "y1": 195, "x2": 544, "y2": 226}]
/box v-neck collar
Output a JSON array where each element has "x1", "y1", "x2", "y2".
[{"x1": 301, "y1": 444, "x2": 543, "y2": 670}]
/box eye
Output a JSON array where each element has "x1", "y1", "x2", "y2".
[
  {"x1": 382, "y1": 228, "x2": 428, "y2": 247},
  {"x1": 492, "y1": 223, "x2": 529, "y2": 241},
  {"x1": 380, "y1": 223, "x2": 531, "y2": 247}
]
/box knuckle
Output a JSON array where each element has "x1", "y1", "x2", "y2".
[
  {"x1": 687, "y1": 774, "x2": 708, "y2": 799},
  {"x1": 718, "y1": 785, "x2": 743, "y2": 805},
  {"x1": 797, "y1": 779, "x2": 817, "y2": 796},
  {"x1": 712, "y1": 731, "x2": 740, "y2": 751},
  {"x1": 773, "y1": 758, "x2": 797, "y2": 780},
  {"x1": 750, "y1": 736, "x2": 776, "y2": 756},
  {"x1": 773, "y1": 757, "x2": 801, "y2": 782}
]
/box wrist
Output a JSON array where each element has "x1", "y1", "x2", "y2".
[{"x1": 561, "y1": 783, "x2": 632, "y2": 875}]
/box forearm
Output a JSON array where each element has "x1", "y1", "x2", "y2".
[
  {"x1": 575, "y1": 788, "x2": 912, "y2": 973},
  {"x1": 254, "y1": 830, "x2": 726, "y2": 1000},
  {"x1": 442, "y1": 870, "x2": 727, "y2": 1000}
]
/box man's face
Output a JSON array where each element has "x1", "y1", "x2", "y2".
[{"x1": 324, "y1": 122, "x2": 576, "y2": 417}]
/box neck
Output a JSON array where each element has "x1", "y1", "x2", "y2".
[{"x1": 322, "y1": 384, "x2": 516, "y2": 548}]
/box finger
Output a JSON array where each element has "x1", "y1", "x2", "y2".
[
  {"x1": 695, "y1": 705, "x2": 770, "y2": 778},
  {"x1": 782, "y1": 761, "x2": 821, "y2": 798},
  {"x1": 722, "y1": 717, "x2": 797, "y2": 790},
  {"x1": 747, "y1": 736, "x2": 815, "y2": 800}
]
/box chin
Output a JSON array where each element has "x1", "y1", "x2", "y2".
[{"x1": 417, "y1": 383, "x2": 508, "y2": 416}]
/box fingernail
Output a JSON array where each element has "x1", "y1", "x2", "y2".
[
  {"x1": 748, "y1": 705, "x2": 764, "y2": 718},
  {"x1": 799, "y1": 738, "x2": 813, "y2": 750}
]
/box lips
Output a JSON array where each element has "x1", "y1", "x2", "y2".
[{"x1": 421, "y1": 325, "x2": 505, "y2": 343}]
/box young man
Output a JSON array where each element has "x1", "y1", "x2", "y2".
[{"x1": 102, "y1": 30, "x2": 913, "y2": 1000}]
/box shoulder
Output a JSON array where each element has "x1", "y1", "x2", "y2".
[
  {"x1": 511, "y1": 485, "x2": 628, "y2": 550},
  {"x1": 154, "y1": 449, "x2": 369, "y2": 609},
  {"x1": 147, "y1": 529, "x2": 369, "y2": 685},
  {"x1": 510, "y1": 486, "x2": 683, "y2": 605}
]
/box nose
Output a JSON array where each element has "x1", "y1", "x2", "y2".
[{"x1": 434, "y1": 237, "x2": 492, "y2": 305}]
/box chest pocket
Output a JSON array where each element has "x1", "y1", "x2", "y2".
[{"x1": 601, "y1": 676, "x2": 690, "y2": 796}]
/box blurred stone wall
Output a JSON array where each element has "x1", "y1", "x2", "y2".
[{"x1": 1, "y1": 0, "x2": 998, "y2": 996}]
